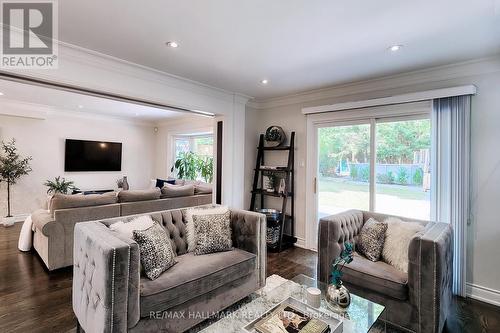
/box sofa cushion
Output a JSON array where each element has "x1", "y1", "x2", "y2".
[
  {"x1": 118, "y1": 189, "x2": 161, "y2": 203},
  {"x1": 342, "y1": 252, "x2": 408, "y2": 300},
  {"x1": 161, "y1": 184, "x2": 195, "y2": 198},
  {"x1": 193, "y1": 211, "x2": 232, "y2": 255},
  {"x1": 139, "y1": 248, "x2": 256, "y2": 316},
  {"x1": 49, "y1": 192, "x2": 117, "y2": 213}
]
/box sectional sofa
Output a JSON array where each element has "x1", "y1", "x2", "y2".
[{"x1": 31, "y1": 188, "x2": 212, "y2": 270}]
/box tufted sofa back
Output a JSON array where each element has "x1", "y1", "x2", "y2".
[{"x1": 100, "y1": 208, "x2": 191, "y2": 256}]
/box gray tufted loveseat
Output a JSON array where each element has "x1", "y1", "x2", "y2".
[
  {"x1": 318, "y1": 210, "x2": 452, "y2": 333},
  {"x1": 72, "y1": 207, "x2": 266, "y2": 332}
]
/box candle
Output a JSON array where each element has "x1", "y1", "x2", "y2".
[{"x1": 306, "y1": 287, "x2": 321, "y2": 308}]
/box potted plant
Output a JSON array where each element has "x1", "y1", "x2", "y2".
[
  {"x1": 0, "y1": 139, "x2": 32, "y2": 225},
  {"x1": 326, "y1": 242, "x2": 354, "y2": 310},
  {"x1": 44, "y1": 176, "x2": 79, "y2": 195},
  {"x1": 171, "y1": 152, "x2": 214, "y2": 183}
]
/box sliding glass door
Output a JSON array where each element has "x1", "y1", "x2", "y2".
[
  {"x1": 375, "y1": 118, "x2": 431, "y2": 219},
  {"x1": 317, "y1": 123, "x2": 371, "y2": 218},
  {"x1": 315, "y1": 116, "x2": 431, "y2": 223}
]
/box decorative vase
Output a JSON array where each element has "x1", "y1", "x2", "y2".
[
  {"x1": 122, "y1": 176, "x2": 129, "y2": 190},
  {"x1": 264, "y1": 126, "x2": 286, "y2": 147},
  {"x1": 326, "y1": 282, "x2": 351, "y2": 310}
]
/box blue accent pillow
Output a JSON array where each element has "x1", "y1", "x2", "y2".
[{"x1": 156, "y1": 178, "x2": 175, "y2": 188}]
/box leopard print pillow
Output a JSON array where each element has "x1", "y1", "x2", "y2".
[
  {"x1": 133, "y1": 222, "x2": 176, "y2": 280},
  {"x1": 193, "y1": 211, "x2": 232, "y2": 255},
  {"x1": 357, "y1": 218, "x2": 387, "y2": 262}
]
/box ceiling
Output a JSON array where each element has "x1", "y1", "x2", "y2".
[
  {"x1": 57, "y1": 0, "x2": 500, "y2": 99},
  {"x1": 0, "y1": 79, "x2": 190, "y2": 122}
]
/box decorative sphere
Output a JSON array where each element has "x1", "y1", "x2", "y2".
[{"x1": 326, "y1": 283, "x2": 351, "y2": 309}]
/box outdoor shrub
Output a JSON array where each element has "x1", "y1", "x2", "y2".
[
  {"x1": 413, "y1": 168, "x2": 424, "y2": 185},
  {"x1": 377, "y1": 171, "x2": 395, "y2": 184},
  {"x1": 397, "y1": 167, "x2": 409, "y2": 185},
  {"x1": 359, "y1": 166, "x2": 369, "y2": 182},
  {"x1": 349, "y1": 165, "x2": 358, "y2": 180}
]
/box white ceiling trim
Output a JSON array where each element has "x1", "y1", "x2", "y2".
[
  {"x1": 248, "y1": 56, "x2": 499, "y2": 110},
  {"x1": 302, "y1": 85, "x2": 476, "y2": 115}
]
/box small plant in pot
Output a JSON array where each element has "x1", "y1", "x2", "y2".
[
  {"x1": 44, "y1": 176, "x2": 79, "y2": 195},
  {"x1": 326, "y1": 242, "x2": 354, "y2": 310}
]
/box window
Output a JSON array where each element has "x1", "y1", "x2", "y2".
[
  {"x1": 174, "y1": 135, "x2": 213, "y2": 160},
  {"x1": 317, "y1": 116, "x2": 431, "y2": 220}
]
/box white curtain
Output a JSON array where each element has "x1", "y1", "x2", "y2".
[{"x1": 431, "y1": 95, "x2": 471, "y2": 297}]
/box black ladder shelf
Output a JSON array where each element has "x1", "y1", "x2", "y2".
[{"x1": 250, "y1": 131, "x2": 297, "y2": 252}]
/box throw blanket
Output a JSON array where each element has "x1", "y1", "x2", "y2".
[{"x1": 18, "y1": 215, "x2": 33, "y2": 252}]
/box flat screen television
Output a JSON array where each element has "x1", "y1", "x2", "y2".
[{"x1": 65, "y1": 139, "x2": 122, "y2": 172}]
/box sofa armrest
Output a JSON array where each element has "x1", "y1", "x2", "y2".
[
  {"x1": 231, "y1": 209, "x2": 266, "y2": 287},
  {"x1": 408, "y1": 222, "x2": 453, "y2": 333},
  {"x1": 317, "y1": 210, "x2": 364, "y2": 283},
  {"x1": 73, "y1": 221, "x2": 140, "y2": 333},
  {"x1": 31, "y1": 209, "x2": 59, "y2": 235}
]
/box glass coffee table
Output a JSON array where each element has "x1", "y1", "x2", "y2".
[
  {"x1": 198, "y1": 274, "x2": 385, "y2": 333},
  {"x1": 291, "y1": 274, "x2": 386, "y2": 333}
]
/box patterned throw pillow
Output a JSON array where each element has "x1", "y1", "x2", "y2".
[
  {"x1": 356, "y1": 218, "x2": 388, "y2": 262},
  {"x1": 193, "y1": 211, "x2": 232, "y2": 255},
  {"x1": 184, "y1": 206, "x2": 229, "y2": 252},
  {"x1": 133, "y1": 222, "x2": 176, "y2": 280}
]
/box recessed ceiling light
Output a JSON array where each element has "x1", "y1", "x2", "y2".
[
  {"x1": 166, "y1": 41, "x2": 179, "y2": 48},
  {"x1": 0, "y1": 92, "x2": 4, "y2": 96},
  {"x1": 77, "y1": 105, "x2": 84, "y2": 109},
  {"x1": 260, "y1": 79, "x2": 269, "y2": 85},
  {"x1": 389, "y1": 45, "x2": 403, "y2": 52}
]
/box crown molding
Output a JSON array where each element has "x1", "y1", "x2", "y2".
[
  {"x1": 247, "y1": 56, "x2": 500, "y2": 110},
  {"x1": 0, "y1": 97, "x2": 158, "y2": 126},
  {"x1": 56, "y1": 40, "x2": 252, "y2": 103}
]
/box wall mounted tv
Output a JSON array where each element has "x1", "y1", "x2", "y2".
[{"x1": 64, "y1": 139, "x2": 122, "y2": 172}]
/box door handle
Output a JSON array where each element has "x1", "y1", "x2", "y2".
[{"x1": 313, "y1": 177, "x2": 317, "y2": 194}]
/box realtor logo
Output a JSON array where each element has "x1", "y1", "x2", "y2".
[{"x1": 1, "y1": 1, "x2": 58, "y2": 69}]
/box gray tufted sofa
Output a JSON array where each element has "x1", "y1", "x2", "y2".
[
  {"x1": 72, "y1": 207, "x2": 266, "y2": 333},
  {"x1": 318, "y1": 210, "x2": 452, "y2": 333}
]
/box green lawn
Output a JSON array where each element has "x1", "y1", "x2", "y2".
[{"x1": 318, "y1": 177, "x2": 429, "y2": 201}]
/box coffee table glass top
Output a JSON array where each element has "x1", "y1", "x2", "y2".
[
  {"x1": 291, "y1": 274, "x2": 385, "y2": 333},
  {"x1": 198, "y1": 274, "x2": 385, "y2": 333}
]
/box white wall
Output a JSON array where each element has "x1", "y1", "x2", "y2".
[
  {"x1": 245, "y1": 57, "x2": 500, "y2": 304},
  {"x1": 0, "y1": 111, "x2": 156, "y2": 215}
]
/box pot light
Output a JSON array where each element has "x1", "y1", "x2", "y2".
[
  {"x1": 0, "y1": 92, "x2": 4, "y2": 96},
  {"x1": 260, "y1": 79, "x2": 269, "y2": 85},
  {"x1": 389, "y1": 45, "x2": 403, "y2": 52},
  {"x1": 77, "y1": 104, "x2": 84, "y2": 109},
  {"x1": 166, "y1": 41, "x2": 179, "y2": 48}
]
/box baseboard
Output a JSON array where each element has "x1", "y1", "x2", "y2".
[
  {"x1": 1, "y1": 213, "x2": 29, "y2": 226},
  {"x1": 466, "y1": 282, "x2": 500, "y2": 307},
  {"x1": 294, "y1": 237, "x2": 307, "y2": 249}
]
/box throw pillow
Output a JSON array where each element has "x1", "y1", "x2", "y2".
[
  {"x1": 193, "y1": 211, "x2": 232, "y2": 255},
  {"x1": 133, "y1": 222, "x2": 176, "y2": 280},
  {"x1": 184, "y1": 205, "x2": 228, "y2": 252},
  {"x1": 109, "y1": 215, "x2": 155, "y2": 239},
  {"x1": 356, "y1": 218, "x2": 388, "y2": 261},
  {"x1": 194, "y1": 182, "x2": 213, "y2": 194},
  {"x1": 382, "y1": 217, "x2": 425, "y2": 273},
  {"x1": 155, "y1": 178, "x2": 176, "y2": 188},
  {"x1": 161, "y1": 183, "x2": 195, "y2": 198}
]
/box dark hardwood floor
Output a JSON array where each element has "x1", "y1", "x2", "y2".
[{"x1": 1, "y1": 222, "x2": 499, "y2": 332}]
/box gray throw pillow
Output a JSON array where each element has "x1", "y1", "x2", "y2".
[
  {"x1": 161, "y1": 184, "x2": 195, "y2": 198},
  {"x1": 193, "y1": 211, "x2": 232, "y2": 255},
  {"x1": 133, "y1": 222, "x2": 176, "y2": 280},
  {"x1": 357, "y1": 218, "x2": 388, "y2": 262}
]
